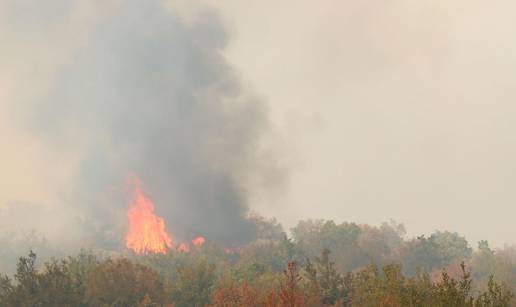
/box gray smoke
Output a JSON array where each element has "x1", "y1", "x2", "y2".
[{"x1": 4, "y1": 0, "x2": 278, "y2": 248}]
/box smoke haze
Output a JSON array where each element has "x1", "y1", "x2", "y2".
[
  {"x1": 1, "y1": 0, "x2": 516, "y2": 254},
  {"x1": 0, "y1": 0, "x2": 280, "y2": 248},
  {"x1": 211, "y1": 0, "x2": 516, "y2": 246}
]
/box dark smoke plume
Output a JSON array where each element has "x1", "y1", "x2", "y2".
[{"x1": 7, "y1": 0, "x2": 279, "y2": 248}]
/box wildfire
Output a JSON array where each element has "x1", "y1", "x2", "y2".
[
  {"x1": 125, "y1": 179, "x2": 173, "y2": 254},
  {"x1": 178, "y1": 243, "x2": 189, "y2": 252},
  {"x1": 125, "y1": 176, "x2": 206, "y2": 255},
  {"x1": 192, "y1": 236, "x2": 205, "y2": 246}
]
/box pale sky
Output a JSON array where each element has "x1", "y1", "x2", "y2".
[
  {"x1": 210, "y1": 0, "x2": 516, "y2": 246},
  {"x1": 1, "y1": 0, "x2": 516, "y2": 247}
]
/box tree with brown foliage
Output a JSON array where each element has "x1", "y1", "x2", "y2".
[
  {"x1": 84, "y1": 258, "x2": 166, "y2": 306},
  {"x1": 278, "y1": 261, "x2": 305, "y2": 307},
  {"x1": 210, "y1": 281, "x2": 260, "y2": 307}
]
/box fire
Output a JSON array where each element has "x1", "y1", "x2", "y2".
[
  {"x1": 175, "y1": 237, "x2": 205, "y2": 253},
  {"x1": 125, "y1": 179, "x2": 173, "y2": 254},
  {"x1": 192, "y1": 236, "x2": 205, "y2": 246},
  {"x1": 178, "y1": 243, "x2": 189, "y2": 252},
  {"x1": 125, "y1": 176, "x2": 208, "y2": 254},
  {"x1": 224, "y1": 247, "x2": 242, "y2": 254}
]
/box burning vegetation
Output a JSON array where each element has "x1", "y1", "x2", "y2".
[
  {"x1": 1, "y1": 208, "x2": 515, "y2": 306},
  {"x1": 125, "y1": 178, "x2": 173, "y2": 254},
  {"x1": 125, "y1": 176, "x2": 205, "y2": 255}
]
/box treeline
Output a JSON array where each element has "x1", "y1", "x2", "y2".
[
  {"x1": 0, "y1": 218, "x2": 515, "y2": 306},
  {"x1": 0, "y1": 249, "x2": 513, "y2": 306}
]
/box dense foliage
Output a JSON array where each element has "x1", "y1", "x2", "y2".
[{"x1": 0, "y1": 218, "x2": 514, "y2": 306}]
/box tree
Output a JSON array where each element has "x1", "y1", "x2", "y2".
[
  {"x1": 170, "y1": 258, "x2": 216, "y2": 307},
  {"x1": 84, "y1": 258, "x2": 165, "y2": 306},
  {"x1": 474, "y1": 275, "x2": 513, "y2": 307},
  {"x1": 278, "y1": 261, "x2": 305, "y2": 307},
  {"x1": 402, "y1": 231, "x2": 471, "y2": 276},
  {"x1": 0, "y1": 251, "x2": 83, "y2": 306},
  {"x1": 314, "y1": 249, "x2": 343, "y2": 305},
  {"x1": 433, "y1": 262, "x2": 474, "y2": 306},
  {"x1": 210, "y1": 281, "x2": 261, "y2": 307}
]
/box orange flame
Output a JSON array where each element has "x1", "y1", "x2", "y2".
[
  {"x1": 224, "y1": 247, "x2": 242, "y2": 254},
  {"x1": 125, "y1": 179, "x2": 173, "y2": 254},
  {"x1": 192, "y1": 236, "x2": 205, "y2": 246},
  {"x1": 178, "y1": 243, "x2": 189, "y2": 252}
]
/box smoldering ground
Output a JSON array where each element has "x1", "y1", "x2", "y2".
[{"x1": 0, "y1": 0, "x2": 283, "y2": 250}]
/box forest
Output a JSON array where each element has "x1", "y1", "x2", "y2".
[
  {"x1": 0, "y1": 218, "x2": 514, "y2": 306},
  {"x1": 2, "y1": 0, "x2": 516, "y2": 306}
]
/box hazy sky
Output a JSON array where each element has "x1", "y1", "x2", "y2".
[
  {"x1": 210, "y1": 0, "x2": 516, "y2": 246},
  {"x1": 2, "y1": 0, "x2": 516, "y2": 246}
]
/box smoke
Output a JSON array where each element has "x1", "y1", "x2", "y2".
[{"x1": 1, "y1": 0, "x2": 281, "y2": 248}]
